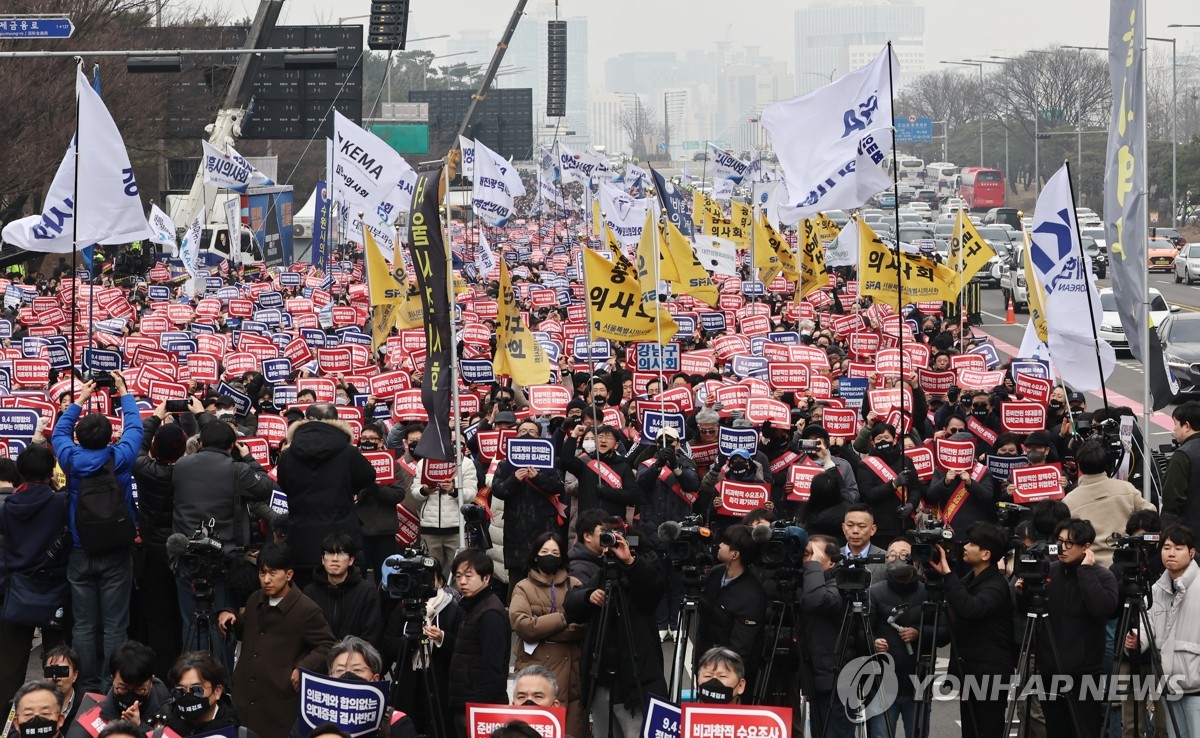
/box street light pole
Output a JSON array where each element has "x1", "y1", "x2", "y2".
[
  {"x1": 940, "y1": 60, "x2": 985, "y2": 166},
  {"x1": 1150, "y1": 37, "x2": 1178, "y2": 227}
]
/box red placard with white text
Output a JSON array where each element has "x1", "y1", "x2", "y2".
[
  {"x1": 466, "y1": 704, "x2": 565, "y2": 738},
  {"x1": 935, "y1": 438, "x2": 976, "y2": 471},
  {"x1": 1010, "y1": 464, "x2": 1065, "y2": 503},
  {"x1": 787, "y1": 460, "x2": 824, "y2": 502},
  {"x1": 716, "y1": 481, "x2": 770, "y2": 516},
  {"x1": 681, "y1": 705, "x2": 792, "y2": 738}
]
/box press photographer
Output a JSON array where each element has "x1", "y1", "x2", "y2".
[
  {"x1": 796, "y1": 534, "x2": 850, "y2": 738},
  {"x1": 694, "y1": 525, "x2": 767, "y2": 683},
  {"x1": 930, "y1": 522, "x2": 1014, "y2": 738},
  {"x1": 1063, "y1": 440, "x2": 1155, "y2": 568},
  {"x1": 563, "y1": 530, "x2": 665, "y2": 738},
  {"x1": 1015, "y1": 518, "x2": 1119, "y2": 738}
]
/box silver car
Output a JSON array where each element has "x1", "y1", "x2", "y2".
[{"x1": 1175, "y1": 243, "x2": 1200, "y2": 284}]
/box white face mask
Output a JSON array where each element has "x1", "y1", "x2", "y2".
[
  {"x1": 335, "y1": 396, "x2": 349, "y2": 406},
  {"x1": 582, "y1": 440, "x2": 597, "y2": 454}
]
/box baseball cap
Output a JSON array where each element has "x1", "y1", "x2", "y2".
[
  {"x1": 729, "y1": 448, "x2": 752, "y2": 460},
  {"x1": 494, "y1": 410, "x2": 519, "y2": 426},
  {"x1": 656, "y1": 426, "x2": 680, "y2": 441}
]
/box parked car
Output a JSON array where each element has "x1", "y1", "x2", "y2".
[
  {"x1": 1099, "y1": 287, "x2": 1175, "y2": 351},
  {"x1": 1162, "y1": 313, "x2": 1200, "y2": 394},
  {"x1": 1082, "y1": 236, "x2": 1107, "y2": 279},
  {"x1": 1174, "y1": 242, "x2": 1200, "y2": 284}
]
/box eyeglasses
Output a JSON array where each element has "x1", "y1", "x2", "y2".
[
  {"x1": 322, "y1": 551, "x2": 351, "y2": 560},
  {"x1": 172, "y1": 685, "x2": 208, "y2": 699},
  {"x1": 1055, "y1": 538, "x2": 1077, "y2": 550},
  {"x1": 698, "y1": 427, "x2": 718, "y2": 435}
]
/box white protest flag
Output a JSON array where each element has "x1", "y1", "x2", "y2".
[
  {"x1": 761, "y1": 45, "x2": 896, "y2": 218},
  {"x1": 706, "y1": 143, "x2": 750, "y2": 183},
  {"x1": 556, "y1": 141, "x2": 609, "y2": 185},
  {"x1": 224, "y1": 198, "x2": 242, "y2": 249},
  {"x1": 476, "y1": 227, "x2": 498, "y2": 277},
  {"x1": 179, "y1": 207, "x2": 204, "y2": 297},
  {"x1": 692, "y1": 234, "x2": 738, "y2": 277},
  {"x1": 459, "y1": 135, "x2": 476, "y2": 179},
  {"x1": 537, "y1": 166, "x2": 564, "y2": 210},
  {"x1": 474, "y1": 140, "x2": 526, "y2": 198},
  {"x1": 147, "y1": 204, "x2": 177, "y2": 248},
  {"x1": 75, "y1": 69, "x2": 152, "y2": 245},
  {"x1": 472, "y1": 147, "x2": 517, "y2": 227},
  {"x1": 332, "y1": 111, "x2": 416, "y2": 227},
  {"x1": 2, "y1": 142, "x2": 76, "y2": 253},
  {"x1": 598, "y1": 182, "x2": 648, "y2": 252},
  {"x1": 1028, "y1": 165, "x2": 1116, "y2": 391},
  {"x1": 826, "y1": 215, "x2": 858, "y2": 268},
  {"x1": 201, "y1": 140, "x2": 273, "y2": 192},
  {"x1": 712, "y1": 178, "x2": 735, "y2": 202}
]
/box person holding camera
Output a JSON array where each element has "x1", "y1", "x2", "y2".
[
  {"x1": 1014, "y1": 518, "x2": 1118, "y2": 738},
  {"x1": 563, "y1": 530, "x2": 666, "y2": 738},
  {"x1": 930, "y1": 522, "x2": 1014, "y2": 738},
  {"x1": 560, "y1": 424, "x2": 638, "y2": 521},
  {"x1": 797, "y1": 534, "x2": 852, "y2": 738},
  {"x1": 798, "y1": 425, "x2": 860, "y2": 502},
  {"x1": 695, "y1": 525, "x2": 768, "y2": 685},
  {"x1": 172, "y1": 421, "x2": 274, "y2": 638},
  {"x1": 634, "y1": 426, "x2": 700, "y2": 639},
  {"x1": 1063, "y1": 440, "x2": 1155, "y2": 568},
  {"x1": 51, "y1": 372, "x2": 143, "y2": 693},
  {"x1": 854, "y1": 423, "x2": 923, "y2": 550}
]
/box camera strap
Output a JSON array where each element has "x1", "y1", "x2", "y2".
[
  {"x1": 941, "y1": 463, "x2": 987, "y2": 525},
  {"x1": 640, "y1": 459, "x2": 697, "y2": 506}
]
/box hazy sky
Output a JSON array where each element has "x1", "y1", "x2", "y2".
[{"x1": 197, "y1": 0, "x2": 1200, "y2": 87}]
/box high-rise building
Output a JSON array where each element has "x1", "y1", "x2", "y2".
[{"x1": 794, "y1": 0, "x2": 925, "y2": 96}]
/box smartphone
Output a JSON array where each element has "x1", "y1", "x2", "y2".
[{"x1": 165, "y1": 399, "x2": 190, "y2": 413}]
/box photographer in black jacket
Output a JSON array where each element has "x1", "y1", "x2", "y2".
[
  {"x1": 563, "y1": 531, "x2": 665, "y2": 738},
  {"x1": 797, "y1": 534, "x2": 850, "y2": 738},
  {"x1": 930, "y1": 521, "x2": 1014, "y2": 738},
  {"x1": 1015, "y1": 517, "x2": 1119, "y2": 738},
  {"x1": 694, "y1": 525, "x2": 767, "y2": 683}
]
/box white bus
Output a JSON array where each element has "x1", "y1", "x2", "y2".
[
  {"x1": 895, "y1": 156, "x2": 926, "y2": 183},
  {"x1": 926, "y1": 162, "x2": 960, "y2": 192}
]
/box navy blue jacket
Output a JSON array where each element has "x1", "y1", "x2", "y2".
[{"x1": 0, "y1": 482, "x2": 69, "y2": 589}]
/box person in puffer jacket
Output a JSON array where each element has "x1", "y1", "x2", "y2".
[
  {"x1": 302, "y1": 532, "x2": 383, "y2": 647},
  {"x1": 410, "y1": 456, "x2": 478, "y2": 582}
]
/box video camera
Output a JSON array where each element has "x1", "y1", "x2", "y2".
[
  {"x1": 657, "y1": 515, "x2": 707, "y2": 565},
  {"x1": 1110, "y1": 532, "x2": 1161, "y2": 587},
  {"x1": 1013, "y1": 540, "x2": 1059, "y2": 586},
  {"x1": 912, "y1": 519, "x2": 954, "y2": 565},
  {"x1": 88, "y1": 370, "x2": 115, "y2": 388},
  {"x1": 459, "y1": 502, "x2": 493, "y2": 550},
  {"x1": 751, "y1": 519, "x2": 808, "y2": 568},
  {"x1": 1075, "y1": 418, "x2": 1125, "y2": 474},
  {"x1": 167, "y1": 520, "x2": 231, "y2": 601},
  {"x1": 831, "y1": 552, "x2": 887, "y2": 594},
  {"x1": 382, "y1": 548, "x2": 439, "y2": 603}
]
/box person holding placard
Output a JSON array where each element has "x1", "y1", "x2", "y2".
[
  {"x1": 926, "y1": 432, "x2": 996, "y2": 548},
  {"x1": 492, "y1": 420, "x2": 569, "y2": 588}
]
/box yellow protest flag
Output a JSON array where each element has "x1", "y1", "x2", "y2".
[
  {"x1": 1022, "y1": 231, "x2": 1049, "y2": 342},
  {"x1": 663, "y1": 220, "x2": 721, "y2": 308},
  {"x1": 946, "y1": 209, "x2": 997, "y2": 298},
  {"x1": 602, "y1": 223, "x2": 623, "y2": 254},
  {"x1": 728, "y1": 201, "x2": 752, "y2": 248},
  {"x1": 693, "y1": 190, "x2": 724, "y2": 235},
  {"x1": 583, "y1": 247, "x2": 679, "y2": 343},
  {"x1": 371, "y1": 304, "x2": 399, "y2": 353},
  {"x1": 365, "y1": 227, "x2": 406, "y2": 305},
  {"x1": 799, "y1": 218, "x2": 829, "y2": 299},
  {"x1": 814, "y1": 212, "x2": 841, "y2": 245},
  {"x1": 752, "y1": 213, "x2": 783, "y2": 286},
  {"x1": 395, "y1": 286, "x2": 425, "y2": 329},
  {"x1": 858, "y1": 220, "x2": 958, "y2": 309},
  {"x1": 635, "y1": 209, "x2": 681, "y2": 304},
  {"x1": 591, "y1": 195, "x2": 603, "y2": 239},
  {"x1": 494, "y1": 260, "x2": 552, "y2": 386}
]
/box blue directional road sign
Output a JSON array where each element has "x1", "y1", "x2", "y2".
[
  {"x1": 894, "y1": 116, "x2": 933, "y2": 143},
  {"x1": 0, "y1": 17, "x2": 75, "y2": 39}
]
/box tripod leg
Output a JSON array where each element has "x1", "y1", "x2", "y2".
[
  {"x1": 1101, "y1": 600, "x2": 1138, "y2": 738},
  {"x1": 1005, "y1": 613, "x2": 1040, "y2": 734},
  {"x1": 1138, "y1": 607, "x2": 1185, "y2": 738},
  {"x1": 855, "y1": 611, "x2": 895, "y2": 738}
]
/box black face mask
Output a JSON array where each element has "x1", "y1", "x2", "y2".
[
  {"x1": 520, "y1": 700, "x2": 537, "y2": 707},
  {"x1": 923, "y1": 328, "x2": 937, "y2": 337},
  {"x1": 535, "y1": 554, "x2": 563, "y2": 575},
  {"x1": 1049, "y1": 400, "x2": 1064, "y2": 410},
  {"x1": 729, "y1": 461, "x2": 750, "y2": 475},
  {"x1": 698, "y1": 678, "x2": 735, "y2": 704},
  {"x1": 172, "y1": 693, "x2": 209, "y2": 722},
  {"x1": 886, "y1": 560, "x2": 916, "y2": 585},
  {"x1": 17, "y1": 717, "x2": 57, "y2": 738},
  {"x1": 359, "y1": 441, "x2": 379, "y2": 451}
]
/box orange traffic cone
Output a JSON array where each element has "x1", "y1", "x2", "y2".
[{"x1": 1005, "y1": 295, "x2": 1016, "y2": 324}]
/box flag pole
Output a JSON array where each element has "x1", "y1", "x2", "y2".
[
  {"x1": 1062, "y1": 159, "x2": 1111, "y2": 413},
  {"x1": 1138, "y1": 2, "x2": 1152, "y2": 489},
  {"x1": 885, "y1": 41, "x2": 905, "y2": 422},
  {"x1": 441, "y1": 161, "x2": 466, "y2": 555},
  {"x1": 87, "y1": 62, "x2": 100, "y2": 359},
  {"x1": 651, "y1": 196, "x2": 667, "y2": 401},
  {"x1": 581, "y1": 225, "x2": 602, "y2": 460},
  {"x1": 957, "y1": 210, "x2": 966, "y2": 351},
  {"x1": 71, "y1": 57, "x2": 83, "y2": 403}
]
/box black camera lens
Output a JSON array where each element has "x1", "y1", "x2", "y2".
[{"x1": 599, "y1": 530, "x2": 618, "y2": 548}]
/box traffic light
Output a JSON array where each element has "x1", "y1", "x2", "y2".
[
  {"x1": 546, "y1": 20, "x2": 567, "y2": 118},
  {"x1": 369, "y1": 1, "x2": 410, "y2": 51}
]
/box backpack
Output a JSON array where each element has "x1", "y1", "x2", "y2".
[{"x1": 75, "y1": 456, "x2": 136, "y2": 553}]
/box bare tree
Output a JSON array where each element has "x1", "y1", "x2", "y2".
[
  {"x1": 895, "y1": 69, "x2": 981, "y2": 131},
  {"x1": 981, "y1": 48, "x2": 1110, "y2": 138},
  {"x1": 615, "y1": 101, "x2": 662, "y2": 161}
]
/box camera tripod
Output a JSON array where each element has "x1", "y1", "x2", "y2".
[
  {"x1": 753, "y1": 574, "x2": 800, "y2": 706},
  {"x1": 587, "y1": 555, "x2": 645, "y2": 738},
  {"x1": 1004, "y1": 583, "x2": 1084, "y2": 737},
  {"x1": 822, "y1": 587, "x2": 894, "y2": 738},
  {"x1": 391, "y1": 618, "x2": 448, "y2": 738},
  {"x1": 667, "y1": 567, "x2": 704, "y2": 703},
  {"x1": 1100, "y1": 586, "x2": 1183, "y2": 738},
  {"x1": 909, "y1": 573, "x2": 974, "y2": 738},
  {"x1": 182, "y1": 578, "x2": 231, "y2": 672}
]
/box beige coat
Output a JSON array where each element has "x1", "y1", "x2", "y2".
[
  {"x1": 1064, "y1": 472, "x2": 1155, "y2": 568},
  {"x1": 509, "y1": 568, "x2": 586, "y2": 738}
]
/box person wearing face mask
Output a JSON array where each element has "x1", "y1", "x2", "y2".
[
  {"x1": 313, "y1": 638, "x2": 417, "y2": 738},
  {"x1": 354, "y1": 424, "x2": 412, "y2": 575},
  {"x1": 866, "y1": 538, "x2": 949, "y2": 738},
  {"x1": 492, "y1": 421, "x2": 569, "y2": 588},
  {"x1": 511, "y1": 665, "x2": 561, "y2": 708},
  {"x1": 94, "y1": 641, "x2": 171, "y2": 732},
  {"x1": 508, "y1": 534, "x2": 585, "y2": 738},
  {"x1": 11, "y1": 681, "x2": 67, "y2": 738},
  {"x1": 854, "y1": 424, "x2": 924, "y2": 549},
  {"x1": 962, "y1": 391, "x2": 1002, "y2": 456},
  {"x1": 700, "y1": 449, "x2": 767, "y2": 524},
  {"x1": 694, "y1": 648, "x2": 747, "y2": 704},
  {"x1": 157, "y1": 652, "x2": 258, "y2": 738},
  {"x1": 925, "y1": 431, "x2": 996, "y2": 555}
]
